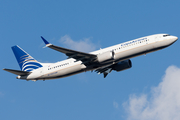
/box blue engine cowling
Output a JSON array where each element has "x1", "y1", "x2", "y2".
[{"x1": 112, "y1": 59, "x2": 132, "y2": 72}]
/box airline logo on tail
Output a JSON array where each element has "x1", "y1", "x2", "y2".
[{"x1": 12, "y1": 45, "x2": 42, "y2": 72}]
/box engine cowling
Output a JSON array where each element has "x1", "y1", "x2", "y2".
[
  {"x1": 97, "y1": 51, "x2": 115, "y2": 63},
  {"x1": 112, "y1": 59, "x2": 132, "y2": 72}
]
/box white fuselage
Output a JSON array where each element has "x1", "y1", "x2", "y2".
[{"x1": 19, "y1": 34, "x2": 177, "y2": 80}]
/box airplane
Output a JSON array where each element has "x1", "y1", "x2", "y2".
[{"x1": 3, "y1": 34, "x2": 178, "y2": 81}]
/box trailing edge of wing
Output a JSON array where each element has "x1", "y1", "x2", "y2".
[
  {"x1": 41, "y1": 36, "x2": 97, "y2": 62},
  {"x1": 95, "y1": 66, "x2": 113, "y2": 78},
  {"x1": 3, "y1": 68, "x2": 31, "y2": 76}
]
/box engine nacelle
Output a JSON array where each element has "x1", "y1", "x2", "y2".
[
  {"x1": 97, "y1": 51, "x2": 115, "y2": 63},
  {"x1": 112, "y1": 59, "x2": 132, "y2": 72}
]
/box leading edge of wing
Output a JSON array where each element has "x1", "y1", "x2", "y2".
[{"x1": 41, "y1": 36, "x2": 97, "y2": 59}]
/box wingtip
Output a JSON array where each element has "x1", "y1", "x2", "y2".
[
  {"x1": 41, "y1": 36, "x2": 50, "y2": 45},
  {"x1": 11, "y1": 45, "x2": 19, "y2": 49}
]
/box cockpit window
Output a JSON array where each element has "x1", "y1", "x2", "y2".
[{"x1": 163, "y1": 34, "x2": 170, "y2": 37}]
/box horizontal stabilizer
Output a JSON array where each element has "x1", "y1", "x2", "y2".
[{"x1": 3, "y1": 68, "x2": 31, "y2": 76}]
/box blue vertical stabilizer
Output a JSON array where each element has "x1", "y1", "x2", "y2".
[{"x1": 11, "y1": 45, "x2": 42, "y2": 71}]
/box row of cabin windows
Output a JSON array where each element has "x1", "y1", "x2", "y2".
[
  {"x1": 48, "y1": 63, "x2": 69, "y2": 70},
  {"x1": 113, "y1": 39, "x2": 149, "y2": 51}
]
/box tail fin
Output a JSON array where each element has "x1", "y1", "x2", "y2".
[{"x1": 11, "y1": 45, "x2": 43, "y2": 72}]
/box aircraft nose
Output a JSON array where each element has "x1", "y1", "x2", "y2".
[
  {"x1": 170, "y1": 36, "x2": 178, "y2": 43},
  {"x1": 172, "y1": 36, "x2": 178, "y2": 42}
]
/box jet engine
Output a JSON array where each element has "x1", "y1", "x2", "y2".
[
  {"x1": 97, "y1": 51, "x2": 115, "y2": 63},
  {"x1": 112, "y1": 59, "x2": 132, "y2": 72}
]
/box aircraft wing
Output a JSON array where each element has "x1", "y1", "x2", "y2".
[
  {"x1": 95, "y1": 66, "x2": 112, "y2": 78},
  {"x1": 3, "y1": 68, "x2": 31, "y2": 76},
  {"x1": 41, "y1": 37, "x2": 97, "y2": 63}
]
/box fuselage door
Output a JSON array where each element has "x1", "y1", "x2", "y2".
[
  {"x1": 39, "y1": 67, "x2": 44, "y2": 77},
  {"x1": 155, "y1": 36, "x2": 159, "y2": 43}
]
